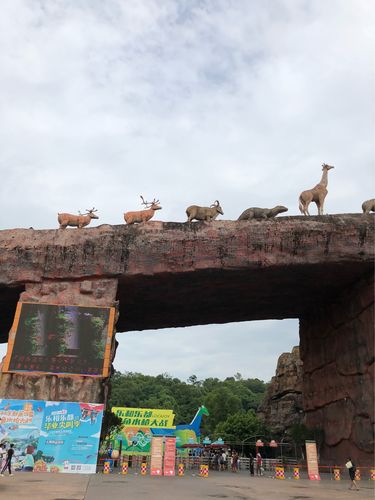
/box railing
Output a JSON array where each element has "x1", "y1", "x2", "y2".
[{"x1": 97, "y1": 454, "x2": 375, "y2": 479}]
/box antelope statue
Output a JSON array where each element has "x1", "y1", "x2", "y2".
[
  {"x1": 186, "y1": 200, "x2": 224, "y2": 222},
  {"x1": 299, "y1": 163, "x2": 334, "y2": 215},
  {"x1": 124, "y1": 196, "x2": 162, "y2": 224},
  {"x1": 57, "y1": 208, "x2": 99, "y2": 229}
]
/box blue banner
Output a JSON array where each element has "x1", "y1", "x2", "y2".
[{"x1": 0, "y1": 399, "x2": 103, "y2": 474}]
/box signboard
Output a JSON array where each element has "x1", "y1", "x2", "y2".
[
  {"x1": 305, "y1": 440, "x2": 321, "y2": 480},
  {"x1": 37, "y1": 401, "x2": 104, "y2": 473},
  {"x1": 112, "y1": 407, "x2": 175, "y2": 428},
  {"x1": 163, "y1": 437, "x2": 176, "y2": 476},
  {"x1": 112, "y1": 407, "x2": 176, "y2": 456},
  {"x1": 0, "y1": 399, "x2": 103, "y2": 473},
  {"x1": 150, "y1": 437, "x2": 163, "y2": 476},
  {"x1": 3, "y1": 302, "x2": 115, "y2": 377}
]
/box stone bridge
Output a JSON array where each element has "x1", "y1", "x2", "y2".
[{"x1": 0, "y1": 214, "x2": 373, "y2": 464}]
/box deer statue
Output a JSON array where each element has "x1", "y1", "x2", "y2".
[
  {"x1": 124, "y1": 196, "x2": 162, "y2": 224},
  {"x1": 299, "y1": 163, "x2": 334, "y2": 215},
  {"x1": 186, "y1": 200, "x2": 224, "y2": 222},
  {"x1": 57, "y1": 208, "x2": 99, "y2": 229}
]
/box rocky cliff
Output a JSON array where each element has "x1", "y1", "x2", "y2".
[{"x1": 258, "y1": 346, "x2": 304, "y2": 433}]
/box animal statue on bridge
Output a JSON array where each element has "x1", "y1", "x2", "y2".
[
  {"x1": 238, "y1": 205, "x2": 288, "y2": 220},
  {"x1": 362, "y1": 198, "x2": 375, "y2": 214},
  {"x1": 186, "y1": 200, "x2": 224, "y2": 222},
  {"x1": 299, "y1": 163, "x2": 334, "y2": 215},
  {"x1": 57, "y1": 208, "x2": 99, "y2": 229},
  {"x1": 124, "y1": 196, "x2": 162, "y2": 224}
]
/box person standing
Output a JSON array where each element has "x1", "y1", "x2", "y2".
[
  {"x1": 256, "y1": 451, "x2": 262, "y2": 476},
  {"x1": 0, "y1": 443, "x2": 14, "y2": 476},
  {"x1": 249, "y1": 453, "x2": 255, "y2": 476},
  {"x1": 346, "y1": 457, "x2": 359, "y2": 491},
  {"x1": 231, "y1": 450, "x2": 238, "y2": 472},
  {"x1": 0, "y1": 444, "x2": 6, "y2": 471}
]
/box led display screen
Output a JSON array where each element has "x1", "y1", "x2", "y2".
[{"x1": 2, "y1": 302, "x2": 115, "y2": 377}]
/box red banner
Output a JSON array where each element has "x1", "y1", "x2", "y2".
[
  {"x1": 305, "y1": 440, "x2": 320, "y2": 480},
  {"x1": 150, "y1": 436, "x2": 163, "y2": 476},
  {"x1": 163, "y1": 437, "x2": 176, "y2": 476}
]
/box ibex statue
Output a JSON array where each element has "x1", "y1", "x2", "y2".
[
  {"x1": 57, "y1": 208, "x2": 99, "y2": 229},
  {"x1": 124, "y1": 196, "x2": 162, "y2": 224},
  {"x1": 362, "y1": 199, "x2": 375, "y2": 214},
  {"x1": 299, "y1": 163, "x2": 334, "y2": 215},
  {"x1": 186, "y1": 200, "x2": 224, "y2": 222}
]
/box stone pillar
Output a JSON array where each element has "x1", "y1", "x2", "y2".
[
  {"x1": 300, "y1": 273, "x2": 374, "y2": 465},
  {"x1": 0, "y1": 278, "x2": 118, "y2": 404}
]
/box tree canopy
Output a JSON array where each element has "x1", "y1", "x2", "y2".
[{"x1": 109, "y1": 371, "x2": 268, "y2": 442}]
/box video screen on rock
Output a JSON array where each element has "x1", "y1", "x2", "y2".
[{"x1": 3, "y1": 302, "x2": 115, "y2": 377}]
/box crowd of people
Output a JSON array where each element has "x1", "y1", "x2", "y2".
[{"x1": 188, "y1": 448, "x2": 264, "y2": 475}]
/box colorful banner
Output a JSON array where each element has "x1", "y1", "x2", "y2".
[
  {"x1": 112, "y1": 407, "x2": 176, "y2": 456},
  {"x1": 150, "y1": 437, "x2": 163, "y2": 476},
  {"x1": 305, "y1": 440, "x2": 321, "y2": 480},
  {"x1": 115, "y1": 426, "x2": 153, "y2": 455},
  {"x1": 3, "y1": 302, "x2": 115, "y2": 377},
  {"x1": 0, "y1": 399, "x2": 103, "y2": 474},
  {"x1": 163, "y1": 437, "x2": 176, "y2": 476},
  {"x1": 112, "y1": 407, "x2": 175, "y2": 428}
]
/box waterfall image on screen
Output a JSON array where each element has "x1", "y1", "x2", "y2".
[{"x1": 3, "y1": 302, "x2": 115, "y2": 376}]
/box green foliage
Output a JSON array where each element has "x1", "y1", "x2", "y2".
[
  {"x1": 90, "y1": 316, "x2": 106, "y2": 359},
  {"x1": 109, "y1": 371, "x2": 267, "y2": 440},
  {"x1": 100, "y1": 410, "x2": 124, "y2": 441},
  {"x1": 24, "y1": 315, "x2": 40, "y2": 354},
  {"x1": 215, "y1": 410, "x2": 266, "y2": 442}
]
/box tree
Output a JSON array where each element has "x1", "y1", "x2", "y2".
[
  {"x1": 215, "y1": 410, "x2": 266, "y2": 443},
  {"x1": 100, "y1": 410, "x2": 123, "y2": 442}
]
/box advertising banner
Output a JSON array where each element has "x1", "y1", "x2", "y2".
[
  {"x1": 3, "y1": 302, "x2": 115, "y2": 377},
  {"x1": 37, "y1": 401, "x2": 104, "y2": 473},
  {"x1": 112, "y1": 407, "x2": 176, "y2": 456},
  {"x1": 0, "y1": 399, "x2": 103, "y2": 474},
  {"x1": 305, "y1": 440, "x2": 321, "y2": 480},
  {"x1": 112, "y1": 407, "x2": 175, "y2": 428},
  {"x1": 163, "y1": 437, "x2": 176, "y2": 476},
  {"x1": 150, "y1": 436, "x2": 163, "y2": 476}
]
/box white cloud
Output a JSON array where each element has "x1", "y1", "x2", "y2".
[{"x1": 0, "y1": 0, "x2": 373, "y2": 379}]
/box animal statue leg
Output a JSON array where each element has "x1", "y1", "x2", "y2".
[{"x1": 59, "y1": 224, "x2": 67, "y2": 229}]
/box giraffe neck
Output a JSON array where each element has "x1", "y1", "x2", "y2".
[{"x1": 319, "y1": 169, "x2": 329, "y2": 188}]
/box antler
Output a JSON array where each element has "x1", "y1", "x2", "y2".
[
  {"x1": 141, "y1": 196, "x2": 160, "y2": 207},
  {"x1": 85, "y1": 207, "x2": 98, "y2": 213},
  {"x1": 140, "y1": 195, "x2": 150, "y2": 206}
]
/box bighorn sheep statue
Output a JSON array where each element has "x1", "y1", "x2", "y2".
[
  {"x1": 299, "y1": 163, "x2": 334, "y2": 215},
  {"x1": 57, "y1": 208, "x2": 99, "y2": 229},
  {"x1": 186, "y1": 200, "x2": 224, "y2": 222},
  {"x1": 124, "y1": 196, "x2": 162, "y2": 224},
  {"x1": 362, "y1": 199, "x2": 375, "y2": 214},
  {"x1": 238, "y1": 205, "x2": 288, "y2": 220}
]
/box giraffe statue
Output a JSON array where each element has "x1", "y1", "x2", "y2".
[{"x1": 299, "y1": 163, "x2": 335, "y2": 215}]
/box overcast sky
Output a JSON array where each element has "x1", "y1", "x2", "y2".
[{"x1": 0, "y1": 1, "x2": 373, "y2": 382}]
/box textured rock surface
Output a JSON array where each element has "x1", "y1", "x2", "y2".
[
  {"x1": 257, "y1": 346, "x2": 303, "y2": 432},
  {"x1": 301, "y1": 273, "x2": 374, "y2": 465},
  {"x1": 0, "y1": 215, "x2": 373, "y2": 334}
]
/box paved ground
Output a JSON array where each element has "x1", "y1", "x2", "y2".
[{"x1": 0, "y1": 470, "x2": 373, "y2": 500}]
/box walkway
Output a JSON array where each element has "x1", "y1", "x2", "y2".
[{"x1": 0, "y1": 470, "x2": 373, "y2": 500}]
